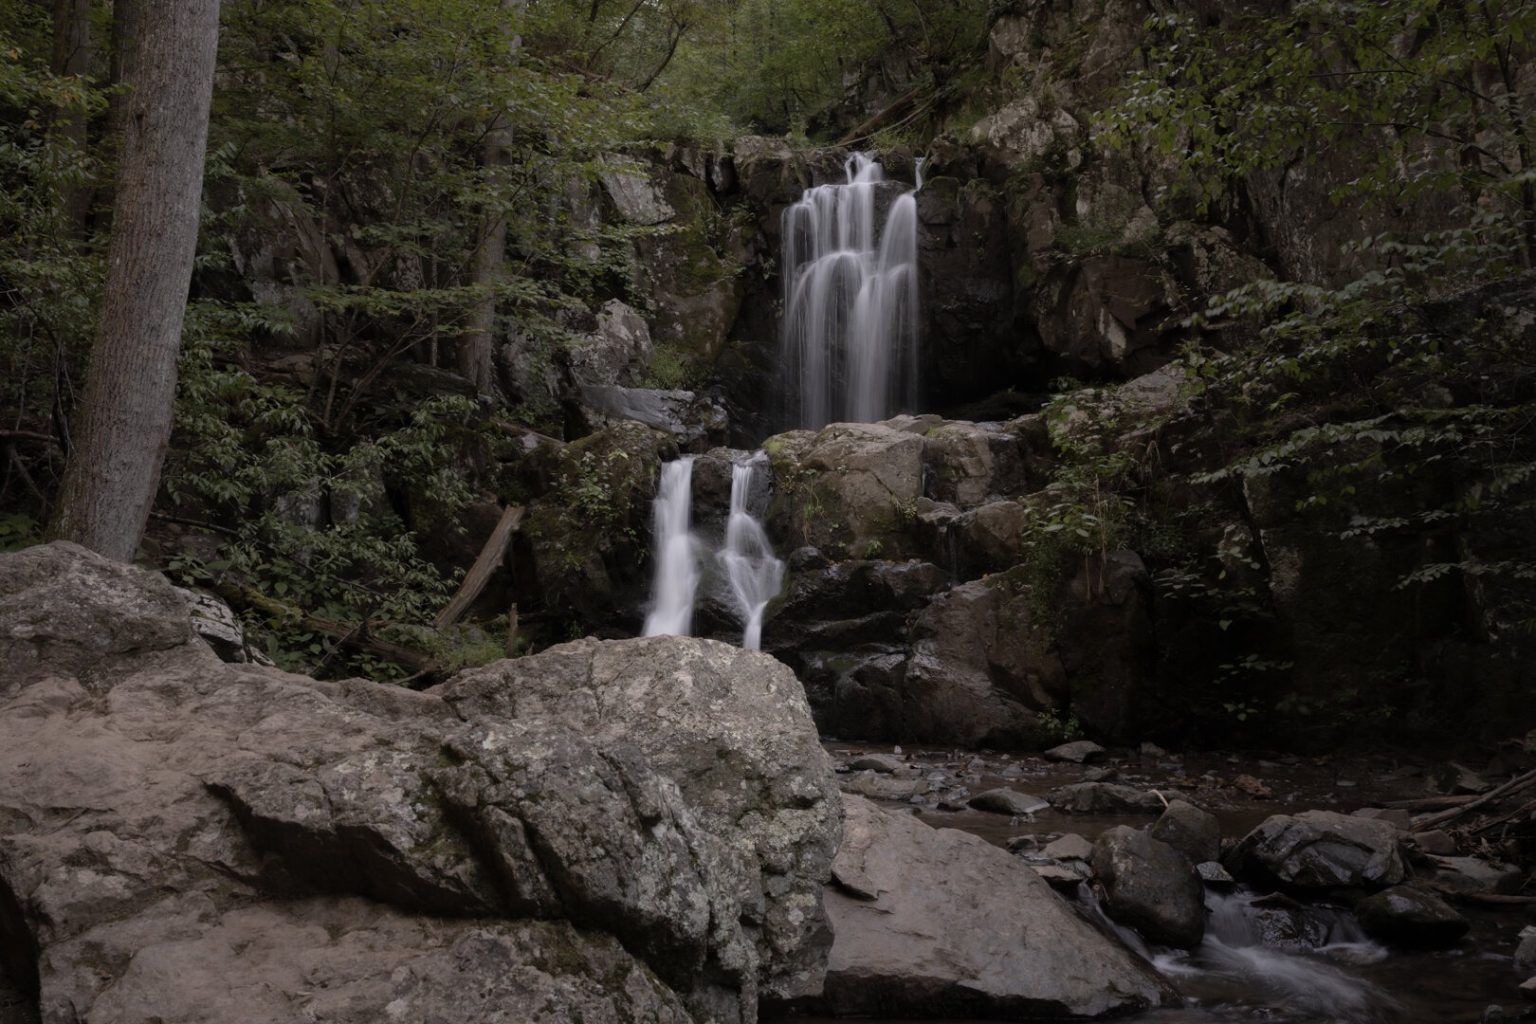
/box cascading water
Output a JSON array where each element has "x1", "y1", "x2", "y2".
[
  {"x1": 780, "y1": 153, "x2": 920, "y2": 429},
  {"x1": 642, "y1": 457, "x2": 700, "y2": 638},
  {"x1": 716, "y1": 454, "x2": 784, "y2": 651}
]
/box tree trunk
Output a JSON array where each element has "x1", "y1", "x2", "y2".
[
  {"x1": 47, "y1": 0, "x2": 221, "y2": 561},
  {"x1": 50, "y1": 0, "x2": 94, "y2": 231},
  {"x1": 458, "y1": 0, "x2": 526, "y2": 398}
]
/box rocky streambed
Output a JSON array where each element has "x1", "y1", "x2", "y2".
[{"x1": 803, "y1": 742, "x2": 1531, "y2": 1023}]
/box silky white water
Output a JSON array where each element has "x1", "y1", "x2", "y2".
[
  {"x1": 781, "y1": 153, "x2": 920, "y2": 429},
  {"x1": 642, "y1": 456, "x2": 700, "y2": 638},
  {"x1": 716, "y1": 454, "x2": 785, "y2": 650}
]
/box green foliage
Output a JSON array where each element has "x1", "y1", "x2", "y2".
[
  {"x1": 1103, "y1": 0, "x2": 1536, "y2": 236},
  {"x1": 0, "y1": 28, "x2": 108, "y2": 514}
]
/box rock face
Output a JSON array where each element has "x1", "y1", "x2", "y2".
[
  {"x1": 820, "y1": 796, "x2": 1172, "y2": 1019},
  {"x1": 1091, "y1": 826, "x2": 1206, "y2": 949},
  {"x1": 0, "y1": 543, "x2": 840, "y2": 1024},
  {"x1": 1230, "y1": 811, "x2": 1406, "y2": 891}
]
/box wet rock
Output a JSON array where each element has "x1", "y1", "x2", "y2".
[
  {"x1": 820, "y1": 796, "x2": 1172, "y2": 1018},
  {"x1": 1048, "y1": 782, "x2": 1174, "y2": 815},
  {"x1": 1514, "y1": 926, "x2": 1536, "y2": 971},
  {"x1": 968, "y1": 788, "x2": 1049, "y2": 816},
  {"x1": 1423, "y1": 855, "x2": 1523, "y2": 895},
  {"x1": 1044, "y1": 740, "x2": 1106, "y2": 763},
  {"x1": 842, "y1": 771, "x2": 926, "y2": 801},
  {"x1": 1355, "y1": 885, "x2": 1470, "y2": 948},
  {"x1": 1029, "y1": 861, "x2": 1093, "y2": 890},
  {"x1": 1091, "y1": 826, "x2": 1206, "y2": 949},
  {"x1": 0, "y1": 544, "x2": 840, "y2": 1021},
  {"x1": 1231, "y1": 811, "x2": 1406, "y2": 891},
  {"x1": 1197, "y1": 861, "x2": 1236, "y2": 887},
  {"x1": 1042, "y1": 833, "x2": 1094, "y2": 861},
  {"x1": 1151, "y1": 800, "x2": 1221, "y2": 864},
  {"x1": 848, "y1": 753, "x2": 905, "y2": 774}
]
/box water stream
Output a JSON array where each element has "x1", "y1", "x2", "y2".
[
  {"x1": 641, "y1": 456, "x2": 700, "y2": 638},
  {"x1": 716, "y1": 454, "x2": 784, "y2": 650},
  {"x1": 781, "y1": 153, "x2": 920, "y2": 429},
  {"x1": 643, "y1": 453, "x2": 783, "y2": 648}
]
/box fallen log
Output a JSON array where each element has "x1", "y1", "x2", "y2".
[
  {"x1": 837, "y1": 83, "x2": 925, "y2": 146},
  {"x1": 211, "y1": 580, "x2": 439, "y2": 679},
  {"x1": 1381, "y1": 795, "x2": 1480, "y2": 811},
  {"x1": 434, "y1": 505, "x2": 524, "y2": 629},
  {"x1": 1412, "y1": 767, "x2": 1536, "y2": 832}
]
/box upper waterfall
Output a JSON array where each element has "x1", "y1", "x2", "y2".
[{"x1": 780, "y1": 153, "x2": 920, "y2": 430}]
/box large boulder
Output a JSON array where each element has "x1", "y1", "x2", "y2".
[
  {"x1": 765, "y1": 422, "x2": 925, "y2": 559},
  {"x1": 1091, "y1": 826, "x2": 1206, "y2": 949},
  {"x1": 820, "y1": 796, "x2": 1172, "y2": 1018},
  {"x1": 1230, "y1": 811, "x2": 1407, "y2": 892},
  {"x1": 0, "y1": 543, "x2": 840, "y2": 1024}
]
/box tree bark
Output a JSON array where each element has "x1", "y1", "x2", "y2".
[
  {"x1": 458, "y1": 0, "x2": 525, "y2": 398},
  {"x1": 47, "y1": 0, "x2": 221, "y2": 561},
  {"x1": 50, "y1": 0, "x2": 95, "y2": 231}
]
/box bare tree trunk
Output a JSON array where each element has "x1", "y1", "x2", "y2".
[
  {"x1": 50, "y1": 0, "x2": 95, "y2": 231},
  {"x1": 47, "y1": 0, "x2": 221, "y2": 561},
  {"x1": 458, "y1": 0, "x2": 525, "y2": 398}
]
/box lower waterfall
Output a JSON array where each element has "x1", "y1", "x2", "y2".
[
  {"x1": 641, "y1": 454, "x2": 783, "y2": 649},
  {"x1": 641, "y1": 456, "x2": 700, "y2": 638},
  {"x1": 717, "y1": 454, "x2": 785, "y2": 651}
]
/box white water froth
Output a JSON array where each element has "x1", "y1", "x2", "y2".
[
  {"x1": 642, "y1": 456, "x2": 700, "y2": 638},
  {"x1": 781, "y1": 153, "x2": 920, "y2": 429},
  {"x1": 716, "y1": 455, "x2": 785, "y2": 650},
  {"x1": 1079, "y1": 886, "x2": 1395, "y2": 1023}
]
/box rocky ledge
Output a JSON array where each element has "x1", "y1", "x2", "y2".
[{"x1": 0, "y1": 543, "x2": 840, "y2": 1024}]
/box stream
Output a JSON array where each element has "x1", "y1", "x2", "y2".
[{"x1": 790, "y1": 743, "x2": 1524, "y2": 1023}]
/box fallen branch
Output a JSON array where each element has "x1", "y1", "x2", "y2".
[
  {"x1": 838, "y1": 83, "x2": 926, "y2": 146},
  {"x1": 1381, "y1": 794, "x2": 1480, "y2": 811},
  {"x1": 1412, "y1": 767, "x2": 1536, "y2": 832},
  {"x1": 211, "y1": 580, "x2": 440, "y2": 679},
  {"x1": 1474, "y1": 795, "x2": 1536, "y2": 835},
  {"x1": 434, "y1": 505, "x2": 523, "y2": 629},
  {"x1": 1457, "y1": 892, "x2": 1536, "y2": 906}
]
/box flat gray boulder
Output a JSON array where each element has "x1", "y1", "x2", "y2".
[{"x1": 820, "y1": 796, "x2": 1172, "y2": 1018}]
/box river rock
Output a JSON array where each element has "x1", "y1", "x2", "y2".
[
  {"x1": 1197, "y1": 861, "x2": 1236, "y2": 887},
  {"x1": 1048, "y1": 782, "x2": 1174, "y2": 814},
  {"x1": 1152, "y1": 799, "x2": 1221, "y2": 864},
  {"x1": 1355, "y1": 885, "x2": 1470, "y2": 948},
  {"x1": 968, "y1": 788, "x2": 1050, "y2": 816},
  {"x1": 0, "y1": 542, "x2": 840, "y2": 1023},
  {"x1": 1422, "y1": 855, "x2": 1523, "y2": 895},
  {"x1": 1230, "y1": 810, "x2": 1406, "y2": 891},
  {"x1": 1045, "y1": 740, "x2": 1106, "y2": 763},
  {"x1": 820, "y1": 796, "x2": 1172, "y2": 1018},
  {"x1": 1091, "y1": 826, "x2": 1206, "y2": 949},
  {"x1": 848, "y1": 753, "x2": 905, "y2": 774},
  {"x1": 1411, "y1": 829, "x2": 1458, "y2": 855},
  {"x1": 1042, "y1": 833, "x2": 1094, "y2": 861}
]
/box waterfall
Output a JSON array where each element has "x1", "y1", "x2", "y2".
[
  {"x1": 642, "y1": 457, "x2": 700, "y2": 638},
  {"x1": 780, "y1": 153, "x2": 920, "y2": 430},
  {"x1": 716, "y1": 454, "x2": 785, "y2": 650}
]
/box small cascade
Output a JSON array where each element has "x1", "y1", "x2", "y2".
[
  {"x1": 642, "y1": 457, "x2": 700, "y2": 638},
  {"x1": 780, "y1": 153, "x2": 920, "y2": 429},
  {"x1": 716, "y1": 454, "x2": 785, "y2": 650}
]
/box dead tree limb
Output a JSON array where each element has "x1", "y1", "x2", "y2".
[{"x1": 434, "y1": 505, "x2": 524, "y2": 629}]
